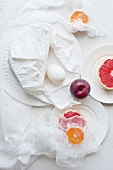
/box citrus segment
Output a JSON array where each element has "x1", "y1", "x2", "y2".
[
  {"x1": 64, "y1": 111, "x2": 80, "y2": 118},
  {"x1": 66, "y1": 127, "x2": 84, "y2": 144},
  {"x1": 70, "y1": 11, "x2": 89, "y2": 23},
  {"x1": 99, "y1": 59, "x2": 113, "y2": 89}
]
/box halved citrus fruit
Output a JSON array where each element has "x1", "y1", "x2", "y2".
[
  {"x1": 70, "y1": 11, "x2": 89, "y2": 23},
  {"x1": 66, "y1": 127, "x2": 84, "y2": 144},
  {"x1": 99, "y1": 59, "x2": 113, "y2": 89}
]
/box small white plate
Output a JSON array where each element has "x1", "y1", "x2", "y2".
[
  {"x1": 81, "y1": 45, "x2": 113, "y2": 104},
  {"x1": 53, "y1": 96, "x2": 108, "y2": 147}
]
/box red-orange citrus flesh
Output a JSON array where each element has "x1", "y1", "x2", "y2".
[
  {"x1": 66, "y1": 127, "x2": 84, "y2": 144},
  {"x1": 64, "y1": 111, "x2": 80, "y2": 118},
  {"x1": 99, "y1": 59, "x2": 113, "y2": 89}
]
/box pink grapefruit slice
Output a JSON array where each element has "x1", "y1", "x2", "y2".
[
  {"x1": 99, "y1": 59, "x2": 113, "y2": 89},
  {"x1": 59, "y1": 110, "x2": 86, "y2": 131}
]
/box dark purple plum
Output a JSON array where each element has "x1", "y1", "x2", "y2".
[{"x1": 70, "y1": 79, "x2": 91, "y2": 99}]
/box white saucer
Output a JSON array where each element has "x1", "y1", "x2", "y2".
[
  {"x1": 81, "y1": 45, "x2": 113, "y2": 104},
  {"x1": 53, "y1": 96, "x2": 108, "y2": 147},
  {"x1": 0, "y1": 24, "x2": 82, "y2": 106}
]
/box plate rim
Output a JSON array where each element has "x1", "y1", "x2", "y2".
[
  {"x1": 81, "y1": 44, "x2": 113, "y2": 104},
  {"x1": 52, "y1": 96, "x2": 108, "y2": 146}
]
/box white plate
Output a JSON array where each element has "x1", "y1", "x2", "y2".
[
  {"x1": 53, "y1": 96, "x2": 108, "y2": 146},
  {"x1": 81, "y1": 45, "x2": 113, "y2": 104},
  {"x1": 0, "y1": 24, "x2": 82, "y2": 106}
]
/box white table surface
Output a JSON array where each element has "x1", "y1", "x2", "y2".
[{"x1": 27, "y1": 0, "x2": 113, "y2": 170}]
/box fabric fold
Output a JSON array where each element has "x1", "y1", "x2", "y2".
[
  {"x1": 0, "y1": 84, "x2": 31, "y2": 168},
  {"x1": 2, "y1": 0, "x2": 105, "y2": 37}
]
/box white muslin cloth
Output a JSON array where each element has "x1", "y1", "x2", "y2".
[
  {"x1": 0, "y1": 84, "x2": 53, "y2": 169},
  {"x1": 9, "y1": 24, "x2": 82, "y2": 109},
  {"x1": 0, "y1": 0, "x2": 105, "y2": 38},
  {"x1": 0, "y1": 85, "x2": 31, "y2": 169},
  {"x1": 0, "y1": 86, "x2": 100, "y2": 169},
  {"x1": 0, "y1": 0, "x2": 105, "y2": 169}
]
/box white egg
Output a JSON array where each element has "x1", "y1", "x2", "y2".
[{"x1": 47, "y1": 64, "x2": 65, "y2": 84}]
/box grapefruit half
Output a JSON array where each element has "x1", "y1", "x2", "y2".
[{"x1": 99, "y1": 59, "x2": 113, "y2": 89}]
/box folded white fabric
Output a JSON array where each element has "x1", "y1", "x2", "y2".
[
  {"x1": 15, "y1": 108, "x2": 100, "y2": 168},
  {"x1": 0, "y1": 83, "x2": 53, "y2": 169},
  {"x1": 0, "y1": 0, "x2": 104, "y2": 169},
  {"x1": 1, "y1": 0, "x2": 105, "y2": 37},
  {"x1": 42, "y1": 108, "x2": 100, "y2": 167},
  {"x1": 0, "y1": 90, "x2": 100, "y2": 169},
  {"x1": 9, "y1": 24, "x2": 82, "y2": 109},
  {"x1": 0, "y1": 84, "x2": 31, "y2": 169}
]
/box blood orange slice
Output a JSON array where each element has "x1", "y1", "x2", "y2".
[
  {"x1": 66, "y1": 127, "x2": 84, "y2": 144},
  {"x1": 70, "y1": 11, "x2": 89, "y2": 23},
  {"x1": 99, "y1": 59, "x2": 113, "y2": 89}
]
